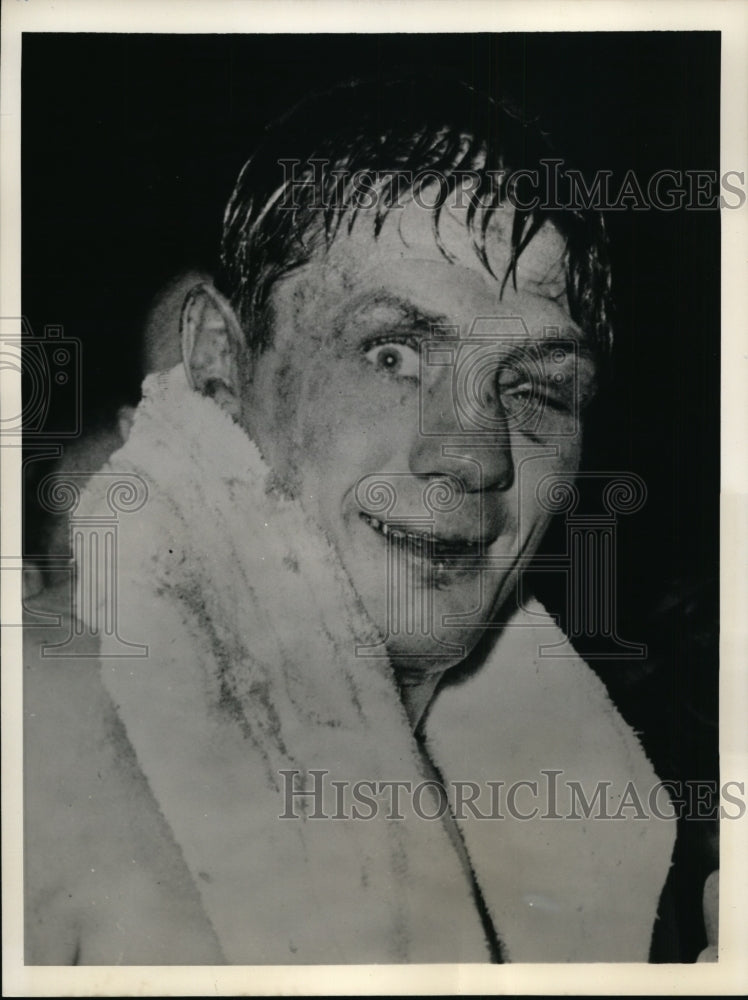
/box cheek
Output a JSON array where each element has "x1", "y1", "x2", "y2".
[
  {"x1": 296, "y1": 373, "x2": 355, "y2": 460},
  {"x1": 241, "y1": 353, "x2": 309, "y2": 491},
  {"x1": 298, "y1": 365, "x2": 416, "y2": 465},
  {"x1": 510, "y1": 441, "x2": 582, "y2": 520}
]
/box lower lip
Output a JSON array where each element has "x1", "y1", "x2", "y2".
[{"x1": 359, "y1": 513, "x2": 479, "y2": 585}]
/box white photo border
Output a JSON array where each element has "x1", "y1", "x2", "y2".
[{"x1": 2, "y1": 1, "x2": 746, "y2": 995}]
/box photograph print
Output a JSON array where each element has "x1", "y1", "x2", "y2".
[{"x1": 18, "y1": 29, "x2": 722, "y2": 966}]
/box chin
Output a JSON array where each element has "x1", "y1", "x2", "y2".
[
  {"x1": 357, "y1": 574, "x2": 496, "y2": 675},
  {"x1": 339, "y1": 512, "x2": 511, "y2": 672}
]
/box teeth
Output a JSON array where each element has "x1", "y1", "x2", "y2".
[
  {"x1": 360, "y1": 512, "x2": 484, "y2": 554},
  {"x1": 362, "y1": 513, "x2": 418, "y2": 544}
]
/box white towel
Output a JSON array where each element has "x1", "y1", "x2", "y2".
[{"x1": 75, "y1": 364, "x2": 675, "y2": 962}]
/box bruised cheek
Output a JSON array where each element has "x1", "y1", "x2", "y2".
[
  {"x1": 294, "y1": 366, "x2": 339, "y2": 456},
  {"x1": 300, "y1": 371, "x2": 403, "y2": 477}
]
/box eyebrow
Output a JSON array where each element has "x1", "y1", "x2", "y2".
[
  {"x1": 336, "y1": 292, "x2": 451, "y2": 338},
  {"x1": 335, "y1": 290, "x2": 598, "y2": 364},
  {"x1": 514, "y1": 337, "x2": 598, "y2": 364}
]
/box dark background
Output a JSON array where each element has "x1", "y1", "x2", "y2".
[{"x1": 22, "y1": 32, "x2": 720, "y2": 960}]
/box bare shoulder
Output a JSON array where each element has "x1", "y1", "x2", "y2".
[{"x1": 23, "y1": 586, "x2": 221, "y2": 964}]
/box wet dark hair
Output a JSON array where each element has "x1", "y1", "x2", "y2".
[{"x1": 217, "y1": 75, "x2": 613, "y2": 357}]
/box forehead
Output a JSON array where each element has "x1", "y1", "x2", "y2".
[{"x1": 270, "y1": 194, "x2": 572, "y2": 338}]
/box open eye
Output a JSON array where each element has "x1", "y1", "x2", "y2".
[{"x1": 364, "y1": 341, "x2": 420, "y2": 379}]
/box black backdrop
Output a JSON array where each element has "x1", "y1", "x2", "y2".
[{"x1": 22, "y1": 32, "x2": 720, "y2": 960}]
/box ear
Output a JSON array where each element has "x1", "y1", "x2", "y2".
[{"x1": 180, "y1": 283, "x2": 246, "y2": 421}]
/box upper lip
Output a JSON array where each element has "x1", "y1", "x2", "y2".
[{"x1": 359, "y1": 511, "x2": 498, "y2": 550}]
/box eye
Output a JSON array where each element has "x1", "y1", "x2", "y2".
[
  {"x1": 496, "y1": 366, "x2": 538, "y2": 417},
  {"x1": 498, "y1": 382, "x2": 534, "y2": 417},
  {"x1": 364, "y1": 340, "x2": 420, "y2": 379}
]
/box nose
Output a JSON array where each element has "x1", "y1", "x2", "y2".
[{"x1": 408, "y1": 370, "x2": 514, "y2": 493}]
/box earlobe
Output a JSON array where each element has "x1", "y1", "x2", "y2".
[{"x1": 180, "y1": 283, "x2": 245, "y2": 421}]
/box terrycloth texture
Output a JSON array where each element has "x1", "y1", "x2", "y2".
[
  {"x1": 75, "y1": 364, "x2": 675, "y2": 963},
  {"x1": 426, "y1": 611, "x2": 677, "y2": 961}
]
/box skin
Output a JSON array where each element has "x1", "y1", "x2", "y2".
[
  {"x1": 229, "y1": 193, "x2": 599, "y2": 723},
  {"x1": 24, "y1": 193, "x2": 599, "y2": 962}
]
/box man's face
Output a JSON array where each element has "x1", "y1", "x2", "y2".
[{"x1": 239, "y1": 195, "x2": 597, "y2": 676}]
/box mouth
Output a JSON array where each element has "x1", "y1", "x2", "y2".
[{"x1": 359, "y1": 512, "x2": 489, "y2": 565}]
